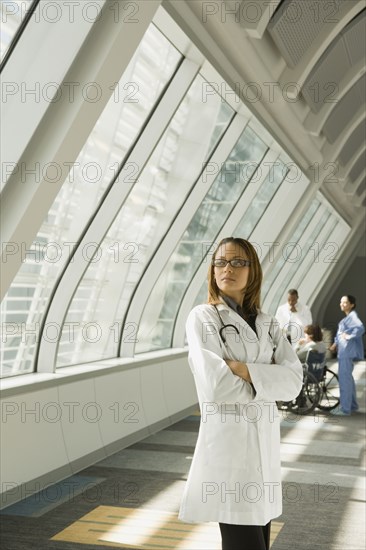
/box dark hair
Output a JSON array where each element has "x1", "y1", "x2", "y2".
[
  {"x1": 304, "y1": 324, "x2": 323, "y2": 342},
  {"x1": 345, "y1": 295, "x2": 356, "y2": 307},
  {"x1": 288, "y1": 289, "x2": 298, "y2": 297},
  {"x1": 207, "y1": 237, "x2": 262, "y2": 314}
]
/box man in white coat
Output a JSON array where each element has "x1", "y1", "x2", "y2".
[{"x1": 275, "y1": 289, "x2": 312, "y2": 346}]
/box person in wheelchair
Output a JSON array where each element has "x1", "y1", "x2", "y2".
[
  {"x1": 295, "y1": 324, "x2": 327, "y2": 363},
  {"x1": 280, "y1": 324, "x2": 340, "y2": 414},
  {"x1": 293, "y1": 325, "x2": 327, "y2": 410}
]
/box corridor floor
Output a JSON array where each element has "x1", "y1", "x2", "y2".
[{"x1": 1, "y1": 361, "x2": 365, "y2": 550}]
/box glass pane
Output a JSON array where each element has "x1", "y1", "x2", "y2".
[
  {"x1": 261, "y1": 198, "x2": 321, "y2": 303},
  {"x1": 269, "y1": 209, "x2": 331, "y2": 314},
  {"x1": 195, "y1": 281, "x2": 210, "y2": 307},
  {"x1": 56, "y1": 75, "x2": 234, "y2": 366},
  {"x1": 1, "y1": 0, "x2": 34, "y2": 62},
  {"x1": 289, "y1": 217, "x2": 338, "y2": 290},
  {"x1": 136, "y1": 125, "x2": 268, "y2": 353},
  {"x1": 234, "y1": 159, "x2": 287, "y2": 237},
  {"x1": 0, "y1": 24, "x2": 181, "y2": 378}
]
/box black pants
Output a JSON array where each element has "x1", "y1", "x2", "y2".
[{"x1": 219, "y1": 521, "x2": 271, "y2": 550}]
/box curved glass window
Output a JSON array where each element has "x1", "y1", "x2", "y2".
[
  {"x1": 0, "y1": 24, "x2": 181, "y2": 377},
  {"x1": 0, "y1": 0, "x2": 35, "y2": 63},
  {"x1": 269, "y1": 209, "x2": 331, "y2": 313},
  {"x1": 136, "y1": 125, "x2": 268, "y2": 352},
  {"x1": 234, "y1": 159, "x2": 288, "y2": 237},
  {"x1": 57, "y1": 75, "x2": 234, "y2": 366},
  {"x1": 286, "y1": 217, "x2": 338, "y2": 293},
  {"x1": 261, "y1": 198, "x2": 321, "y2": 306},
  {"x1": 191, "y1": 158, "x2": 289, "y2": 312}
]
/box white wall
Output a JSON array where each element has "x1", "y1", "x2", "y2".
[{"x1": 0, "y1": 352, "x2": 196, "y2": 508}]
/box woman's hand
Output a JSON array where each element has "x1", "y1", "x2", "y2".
[
  {"x1": 329, "y1": 343, "x2": 337, "y2": 351},
  {"x1": 226, "y1": 360, "x2": 251, "y2": 382}
]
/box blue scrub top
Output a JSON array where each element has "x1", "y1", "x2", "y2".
[{"x1": 335, "y1": 310, "x2": 365, "y2": 360}]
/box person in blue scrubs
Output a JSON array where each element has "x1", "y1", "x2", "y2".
[{"x1": 329, "y1": 295, "x2": 365, "y2": 416}]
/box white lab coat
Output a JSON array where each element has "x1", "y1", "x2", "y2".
[
  {"x1": 179, "y1": 302, "x2": 303, "y2": 526},
  {"x1": 275, "y1": 301, "x2": 312, "y2": 345}
]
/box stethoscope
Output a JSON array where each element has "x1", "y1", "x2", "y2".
[
  {"x1": 213, "y1": 305, "x2": 277, "y2": 361},
  {"x1": 213, "y1": 305, "x2": 240, "y2": 346}
]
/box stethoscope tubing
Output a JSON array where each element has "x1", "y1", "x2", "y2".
[
  {"x1": 213, "y1": 305, "x2": 276, "y2": 359},
  {"x1": 214, "y1": 305, "x2": 239, "y2": 346}
]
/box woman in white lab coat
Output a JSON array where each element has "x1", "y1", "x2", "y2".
[{"x1": 179, "y1": 237, "x2": 303, "y2": 550}]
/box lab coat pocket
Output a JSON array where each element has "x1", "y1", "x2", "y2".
[
  {"x1": 254, "y1": 401, "x2": 281, "y2": 475},
  {"x1": 268, "y1": 414, "x2": 281, "y2": 471},
  {"x1": 204, "y1": 411, "x2": 248, "y2": 470}
]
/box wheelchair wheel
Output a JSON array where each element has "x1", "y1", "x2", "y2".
[
  {"x1": 317, "y1": 367, "x2": 340, "y2": 411},
  {"x1": 280, "y1": 371, "x2": 321, "y2": 415}
]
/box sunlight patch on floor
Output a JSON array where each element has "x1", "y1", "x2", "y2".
[{"x1": 51, "y1": 505, "x2": 283, "y2": 548}]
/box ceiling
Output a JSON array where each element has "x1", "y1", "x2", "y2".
[{"x1": 163, "y1": 0, "x2": 366, "y2": 231}]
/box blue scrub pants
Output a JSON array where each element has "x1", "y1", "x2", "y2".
[{"x1": 338, "y1": 356, "x2": 359, "y2": 414}]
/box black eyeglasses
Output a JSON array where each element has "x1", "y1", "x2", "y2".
[{"x1": 212, "y1": 259, "x2": 251, "y2": 268}]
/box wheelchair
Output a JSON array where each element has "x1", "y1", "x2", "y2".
[{"x1": 278, "y1": 350, "x2": 340, "y2": 415}]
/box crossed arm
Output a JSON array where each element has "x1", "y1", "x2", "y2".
[{"x1": 226, "y1": 360, "x2": 252, "y2": 382}]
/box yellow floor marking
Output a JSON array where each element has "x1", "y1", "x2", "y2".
[{"x1": 51, "y1": 506, "x2": 283, "y2": 548}]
